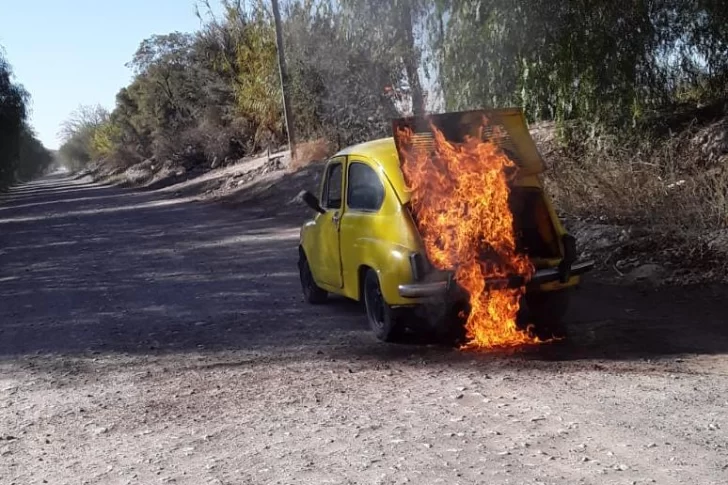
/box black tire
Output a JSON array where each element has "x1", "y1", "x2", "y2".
[
  {"x1": 363, "y1": 269, "x2": 401, "y2": 342},
  {"x1": 523, "y1": 290, "x2": 571, "y2": 341},
  {"x1": 298, "y1": 252, "x2": 328, "y2": 304}
]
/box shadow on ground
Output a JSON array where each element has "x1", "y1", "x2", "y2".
[{"x1": 2, "y1": 174, "x2": 728, "y2": 366}]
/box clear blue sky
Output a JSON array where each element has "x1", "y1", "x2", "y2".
[{"x1": 0, "y1": 0, "x2": 218, "y2": 150}]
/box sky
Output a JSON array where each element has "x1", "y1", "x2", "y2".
[{"x1": 0, "y1": 0, "x2": 219, "y2": 150}]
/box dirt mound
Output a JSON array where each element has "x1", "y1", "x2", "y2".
[
  {"x1": 213, "y1": 161, "x2": 324, "y2": 219},
  {"x1": 567, "y1": 218, "x2": 728, "y2": 285}
]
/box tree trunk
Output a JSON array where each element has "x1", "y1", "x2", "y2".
[
  {"x1": 271, "y1": 0, "x2": 297, "y2": 159},
  {"x1": 400, "y1": 0, "x2": 425, "y2": 116}
]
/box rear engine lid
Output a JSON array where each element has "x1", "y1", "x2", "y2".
[{"x1": 392, "y1": 108, "x2": 546, "y2": 177}]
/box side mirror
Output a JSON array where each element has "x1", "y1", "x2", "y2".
[{"x1": 301, "y1": 190, "x2": 326, "y2": 214}]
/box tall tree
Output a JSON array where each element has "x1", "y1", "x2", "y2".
[
  {"x1": 57, "y1": 105, "x2": 110, "y2": 169},
  {"x1": 0, "y1": 51, "x2": 28, "y2": 185},
  {"x1": 339, "y1": 0, "x2": 427, "y2": 115},
  {"x1": 430, "y1": 0, "x2": 728, "y2": 127},
  {"x1": 1, "y1": 50, "x2": 52, "y2": 186},
  {"x1": 396, "y1": 0, "x2": 426, "y2": 115}
]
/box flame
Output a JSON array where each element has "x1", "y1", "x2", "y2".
[{"x1": 397, "y1": 119, "x2": 539, "y2": 350}]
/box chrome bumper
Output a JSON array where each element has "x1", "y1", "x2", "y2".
[
  {"x1": 398, "y1": 281, "x2": 451, "y2": 298},
  {"x1": 398, "y1": 260, "x2": 595, "y2": 298}
]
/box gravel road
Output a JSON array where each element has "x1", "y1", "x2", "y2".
[{"x1": 1, "y1": 174, "x2": 727, "y2": 485}]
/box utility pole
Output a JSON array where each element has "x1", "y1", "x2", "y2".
[{"x1": 271, "y1": 0, "x2": 296, "y2": 161}]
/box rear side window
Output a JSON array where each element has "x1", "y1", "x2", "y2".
[
  {"x1": 322, "y1": 163, "x2": 343, "y2": 209},
  {"x1": 347, "y1": 162, "x2": 385, "y2": 211}
]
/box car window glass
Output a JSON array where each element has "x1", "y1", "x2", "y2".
[
  {"x1": 347, "y1": 162, "x2": 384, "y2": 211},
  {"x1": 323, "y1": 163, "x2": 343, "y2": 209}
]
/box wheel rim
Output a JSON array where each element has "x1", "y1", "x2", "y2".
[{"x1": 365, "y1": 276, "x2": 385, "y2": 330}]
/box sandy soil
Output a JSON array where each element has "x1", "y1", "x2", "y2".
[{"x1": 1, "y1": 174, "x2": 727, "y2": 485}]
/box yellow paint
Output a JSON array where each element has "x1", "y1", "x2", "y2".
[{"x1": 299, "y1": 112, "x2": 579, "y2": 306}]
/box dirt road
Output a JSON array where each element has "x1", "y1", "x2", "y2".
[{"x1": 1, "y1": 175, "x2": 727, "y2": 485}]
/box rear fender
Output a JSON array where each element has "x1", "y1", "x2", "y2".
[{"x1": 353, "y1": 241, "x2": 417, "y2": 306}]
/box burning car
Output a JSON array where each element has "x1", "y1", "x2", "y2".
[{"x1": 297, "y1": 108, "x2": 593, "y2": 349}]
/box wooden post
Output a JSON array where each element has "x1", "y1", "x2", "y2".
[{"x1": 271, "y1": 0, "x2": 296, "y2": 161}]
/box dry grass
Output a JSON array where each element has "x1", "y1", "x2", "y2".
[
  {"x1": 289, "y1": 138, "x2": 333, "y2": 171},
  {"x1": 537, "y1": 119, "x2": 728, "y2": 282},
  {"x1": 540, "y1": 119, "x2": 728, "y2": 236}
]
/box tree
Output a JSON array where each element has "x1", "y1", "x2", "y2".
[
  {"x1": 57, "y1": 104, "x2": 110, "y2": 170},
  {"x1": 200, "y1": 0, "x2": 283, "y2": 147},
  {"x1": 59, "y1": 104, "x2": 109, "y2": 141},
  {"x1": 282, "y1": 0, "x2": 404, "y2": 145},
  {"x1": 430, "y1": 0, "x2": 728, "y2": 129},
  {"x1": 0, "y1": 50, "x2": 29, "y2": 185},
  {"x1": 0, "y1": 49, "x2": 52, "y2": 187},
  {"x1": 339, "y1": 0, "x2": 428, "y2": 115},
  {"x1": 53, "y1": 0, "x2": 728, "y2": 178}
]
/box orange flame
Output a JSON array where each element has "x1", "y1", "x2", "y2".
[{"x1": 397, "y1": 120, "x2": 539, "y2": 350}]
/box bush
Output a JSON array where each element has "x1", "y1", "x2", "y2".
[
  {"x1": 289, "y1": 138, "x2": 333, "y2": 171},
  {"x1": 542, "y1": 113, "x2": 728, "y2": 235}
]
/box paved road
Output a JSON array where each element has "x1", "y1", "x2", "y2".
[{"x1": 1, "y1": 175, "x2": 727, "y2": 485}]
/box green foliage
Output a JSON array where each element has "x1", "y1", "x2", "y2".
[
  {"x1": 432, "y1": 0, "x2": 728, "y2": 131},
  {"x1": 203, "y1": 1, "x2": 283, "y2": 145},
  {"x1": 57, "y1": 104, "x2": 109, "y2": 170},
  {"x1": 61, "y1": 0, "x2": 413, "y2": 171},
  {"x1": 0, "y1": 54, "x2": 27, "y2": 185},
  {"x1": 90, "y1": 121, "x2": 121, "y2": 159},
  {"x1": 282, "y1": 0, "x2": 403, "y2": 145},
  {"x1": 53, "y1": 0, "x2": 728, "y2": 176},
  {"x1": 16, "y1": 128, "x2": 54, "y2": 181},
  {"x1": 0, "y1": 50, "x2": 53, "y2": 187},
  {"x1": 339, "y1": 0, "x2": 428, "y2": 115}
]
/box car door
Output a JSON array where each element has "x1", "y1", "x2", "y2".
[
  {"x1": 338, "y1": 159, "x2": 388, "y2": 290},
  {"x1": 314, "y1": 157, "x2": 345, "y2": 288}
]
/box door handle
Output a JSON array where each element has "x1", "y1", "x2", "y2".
[{"x1": 332, "y1": 211, "x2": 340, "y2": 225}]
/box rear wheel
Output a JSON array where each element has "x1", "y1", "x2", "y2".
[
  {"x1": 426, "y1": 300, "x2": 469, "y2": 347},
  {"x1": 523, "y1": 290, "x2": 570, "y2": 340},
  {"x1": 363, "y1": 269, "x2": 401, "y2": 342},
  {"x1": 298, "y1": 252, "x2": 328, "y2": 304}
]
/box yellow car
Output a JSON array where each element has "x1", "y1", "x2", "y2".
[{"x1": 298, "y1": 108, "x2": 593, "y2": 343}]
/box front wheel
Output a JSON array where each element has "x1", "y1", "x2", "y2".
[
  {"x1": 298, "y1": 252, "x2": 328, "y2": 304},
  {"x1": 363, "y1": 269, "x2": 401, "y2": 342}
]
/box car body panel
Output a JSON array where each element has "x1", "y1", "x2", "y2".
[
  {"x1": 300, "y1": 156, "x2": 346, "y2": 289},
  {"x1": 301, "y1": 152, "x2": 425, "y2": 305},
  {"x1": 391, "y1": 108, "x2": 547, "y2": 177},
  {"x1": 336, "y1": 138, "x2": 411, "y2": 205},
  {"x1": 339, "y1": 206, "x2": 424, "y2": 306}
]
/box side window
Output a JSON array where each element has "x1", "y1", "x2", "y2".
[
  {"x1": 347, "y1": 162, "x2": 385, "y2": 211},
  {"x1": 322, "y1": 162, "x2": 343, "y2": 209}
]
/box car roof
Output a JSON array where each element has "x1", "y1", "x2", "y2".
[{"x1": 334, "y1": 137, "x2": 410, "y2": 204}]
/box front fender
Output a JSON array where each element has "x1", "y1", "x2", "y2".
[
  {"x1": 299, "y1": 219, "x2": 315, "y2": 250},
  {"x1": 298, "y1": 219, "x2": 319, "y2": 276}
]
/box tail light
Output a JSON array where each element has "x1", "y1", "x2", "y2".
[{"x1": 409, "y1": 252, "x2": 429, "y2": 281}]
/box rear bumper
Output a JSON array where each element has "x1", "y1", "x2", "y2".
[{"x1": 398, "y1": 259, "x2": 595, "y2": 299}]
